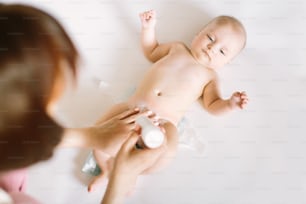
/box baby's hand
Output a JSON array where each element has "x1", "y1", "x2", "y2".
[
  {"x1": 139, "y1": 10, "x2": 156, "y2": 29},
  {"x1": 229, "y1": 91, "x2": 249, "y2": 110}
]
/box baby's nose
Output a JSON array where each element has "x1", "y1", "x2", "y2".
[{"x1": 207, "y1": 44, "x2": 217, "y2": 54}]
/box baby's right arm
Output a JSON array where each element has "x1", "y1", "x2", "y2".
[
  {"x1": 202, "y1": 79, "x2": 249, "y2": 115},
  {"x1": 139, "y1": 10, "x2": 173, "y2": 62}
]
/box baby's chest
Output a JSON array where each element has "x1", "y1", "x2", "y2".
[
  {"x1": 157, "y1": 66, "x2": 208, "y2": 97},
  {"x1": 155, "y1": 51, "x2": 210, "y2": 85},
  {"x1": 161, "y1": 58, "x2": 208, "y2": 83}
]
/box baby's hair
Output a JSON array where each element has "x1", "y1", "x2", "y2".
[
  {"x1": 0, "y1": 4, "x2": 78, "y2": 171},
  {"x1": 210, "y1": 15, "x2": 247, "y2": 49}
]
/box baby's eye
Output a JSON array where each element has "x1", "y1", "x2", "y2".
[
  {"x1": 207, "y1": 35, "x2": 213, "y2": 41},
  {"x1": 220, "y1": 49, "x2": 225, "y2": 55}
]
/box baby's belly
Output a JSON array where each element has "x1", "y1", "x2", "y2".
[{"x1": 127, "y1": 91, "x2": 190, "y2": 125}]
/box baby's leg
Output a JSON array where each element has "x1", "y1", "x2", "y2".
[
  {"x1": 88, "y1": 103, "x2": 131, "y2": 192},
  {"x1": 87, "y1": 150, "x2": 114, "y2": 192},
  {"x1": 142, "y1": 121, "x2": 179, "y2": 174}
]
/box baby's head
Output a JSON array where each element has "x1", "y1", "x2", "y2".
[{"x1": 191, "y1": 16, "x2": 246, "y2": 70}]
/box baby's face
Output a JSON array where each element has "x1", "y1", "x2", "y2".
[{"x1": 190, "y1": 21, "x2": 245, "y2": 70}]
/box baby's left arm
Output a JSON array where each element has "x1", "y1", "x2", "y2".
[
  {"x1": 139, "y1": 10, "x2": 173, "y2": 63},
  {"x1": 202, "y1": 79, "x2": 248, "y2": 115}
]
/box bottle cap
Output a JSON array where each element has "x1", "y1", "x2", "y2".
[{"x1": 136, "y1": 116, "x2": 165, "y2": 148}]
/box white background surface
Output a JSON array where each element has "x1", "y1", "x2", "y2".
[{"x1": 3, "y1": 0, "x2": 306, "y2": 203}]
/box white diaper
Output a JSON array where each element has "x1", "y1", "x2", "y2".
[
  {"x1": 81, "y1": 151, "x2": 101, "y2": 176},
  {"x1": 177, "y1": 117, "x2": 205, "y2": 155}
]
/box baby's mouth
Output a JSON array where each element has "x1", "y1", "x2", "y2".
[{"x1": 202, "y1": 49, "x2": 211, "y2": 61}]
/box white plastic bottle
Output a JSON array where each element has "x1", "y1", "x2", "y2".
[{"x1": 136, "y1": 116, "x2": 165, "y2": 148}]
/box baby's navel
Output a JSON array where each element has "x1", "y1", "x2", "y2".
[{"x1": 154, "y1": 89, "x2": 162, "y2": 96}]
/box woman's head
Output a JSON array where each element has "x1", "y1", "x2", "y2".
[{"x1": 0, "y1": 4, "x2": 78, "y2": 171}]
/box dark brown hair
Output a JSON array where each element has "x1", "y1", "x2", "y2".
[{"x1": 0, "y1": 4, "x2": 78, "y2": 171}]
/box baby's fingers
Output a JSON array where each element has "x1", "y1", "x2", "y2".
[
  {"x1": 139, "y1": 13, "x2": 148, "y2": 22},
  {"x1": 232, "y1": 91, "x2": 241, "y2": 98},
  {"x1": 148, "y1": 10, "x2": 156, "y2": 17},
  {"x1": 241, "y1": 97, "x2": 249, "y2": 103},
  {"x1": 240, "y1": 99, "x2": 248, "y2": 109},
  {"x1": 139, "y1": 10, "x2": 155, "y2": 20},
  {"x1": 240, "y1": 92, "x2": 248, "y2": 98}
]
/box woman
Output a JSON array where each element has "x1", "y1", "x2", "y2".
[{"x1": 0, "y1": 3, "x2": 165, "y2": 203}]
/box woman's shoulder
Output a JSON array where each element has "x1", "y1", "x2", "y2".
[
  {"x1": 0, "y1": 188, "x2": 42, "y2": 204},
  {"x1": 0, "y1": 188, "x2": 13, "y2": 204}
]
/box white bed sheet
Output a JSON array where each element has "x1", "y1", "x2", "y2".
[{"x1": 3, "y1": 0, "x2": 306, "y2": 203}]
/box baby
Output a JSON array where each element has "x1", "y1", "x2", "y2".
[{"x1": 88, "y1": 10, "x2": 248, "y2": 191}]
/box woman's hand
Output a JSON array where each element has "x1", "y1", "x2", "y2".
[
  {"x1": 59, "y1": 107, "x2": 154, "y2": 156},
  {"x1": 90, "y1": 108, "x2": 156, "y2": 156},
  {"x1": 114, "y1": 131, "x2": 166, "y2": 178},
  {"x1": 101, "y1": 131, "x2": 166, "y2": 204}
]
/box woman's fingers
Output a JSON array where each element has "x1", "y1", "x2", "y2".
[
  {"x1": 112, "y1": 107, "x2": 139, "y2": 121},
  {"x1": 125, "y1": 122, "x2": 137, "y2": 131},
  {"x1": 133, "y1": 143, "x2": 166, "y2": 170},
  {"x1": 121, "y1": 131, "x2": 140, "y2": 151},
  {"x1": 117, "y1": 107, "x2": 155, "y2": 123}
]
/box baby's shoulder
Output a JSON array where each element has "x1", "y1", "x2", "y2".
[
  {"x1": 199, "y1": 67, "x2": 218, "y2": 82},
  {"x1": 208, "y1": 70, "x2": 219, "y2": 83},
  {"x1": 168, "y1": 42, "x2": 189, "y2": 55},
  {"x1": 170, "y1": 41, "x2": 188, "y2": 50}
]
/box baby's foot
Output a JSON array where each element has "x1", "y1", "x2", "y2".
[{"x1": 87, "y1": 171, "x2": 107, "y2": 192}]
